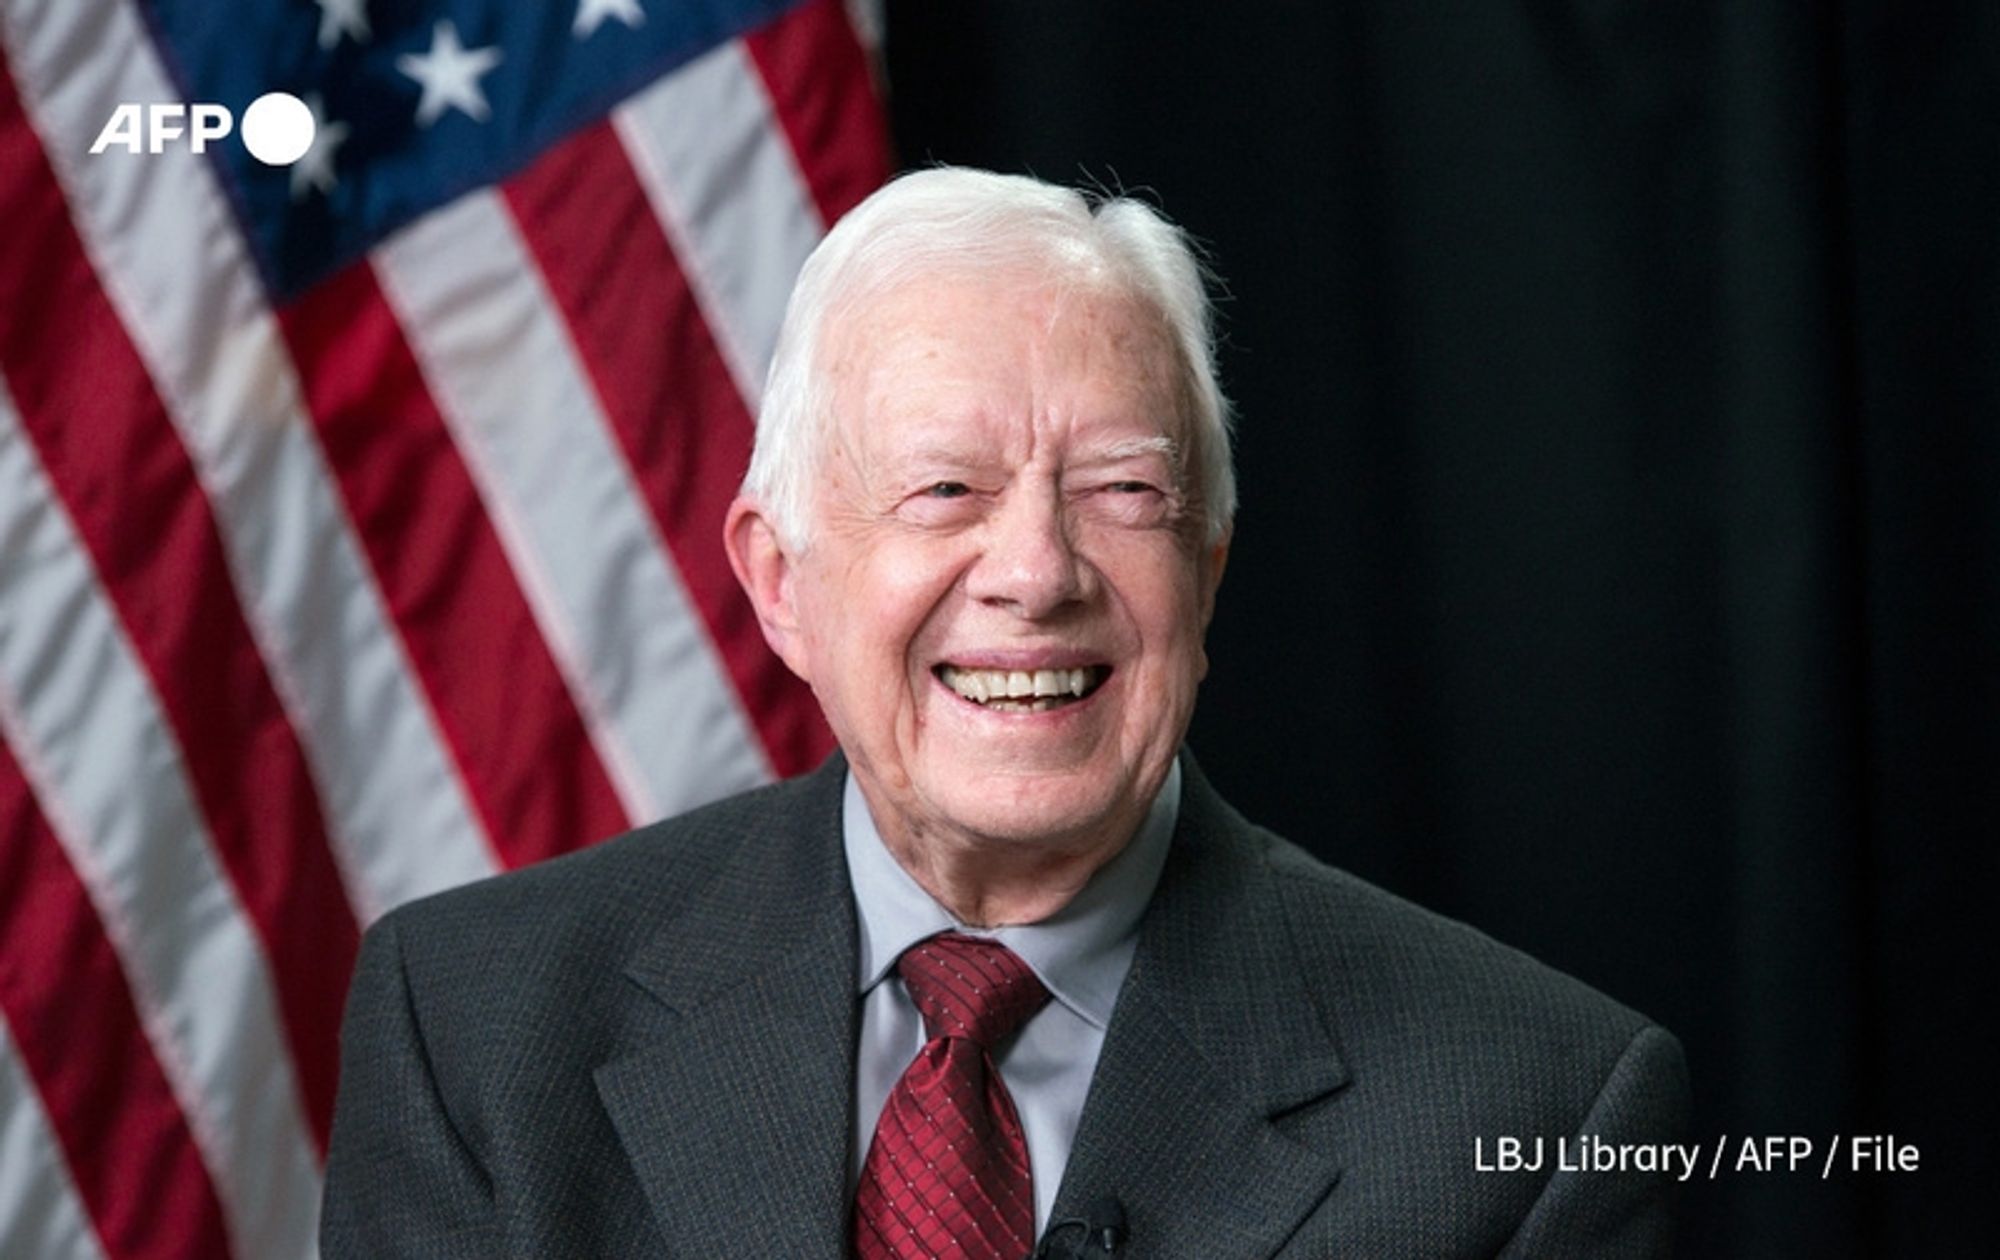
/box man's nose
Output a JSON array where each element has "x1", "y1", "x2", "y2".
[{"x1": 965, "y1": 489, "x2": 1089, "y2": 619}]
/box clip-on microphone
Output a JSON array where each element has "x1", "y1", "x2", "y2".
[{"x1": 1030, "y1": 1195, "x2": 1127, "y2": 1258}]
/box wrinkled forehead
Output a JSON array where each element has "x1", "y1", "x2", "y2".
[{"x1": 819, "y1": 267, "x2": 1191, "y2": 458}]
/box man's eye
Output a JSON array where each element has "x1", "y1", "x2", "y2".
[
  {"x1": 1106, "y1": 481, "x2": 1156, "y2": 494},
  {"x1": 924, "y1": 482, "x2": 971, "y2": 499}
]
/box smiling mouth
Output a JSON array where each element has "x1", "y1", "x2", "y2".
[{"x1": 935, "y1": 664, "x2": 1111, "y2": 713}]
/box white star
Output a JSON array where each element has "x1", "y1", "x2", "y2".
[
  {"x1": 314, "y1": 0, "x2": 370, "y2": 50},
  {"x1": 395, "y1": 20, "x2": 503, "y2": 128},
  {"x1": 290, "y1": 94, "x2": 348, "y2": 201},
  {"x1": 573, "y1": 0, "x2": 645, "y2": 39}
]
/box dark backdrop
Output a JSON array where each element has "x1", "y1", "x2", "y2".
[{"x1": 880, "y1": 2, "x2": 1997, "y2": 1254}]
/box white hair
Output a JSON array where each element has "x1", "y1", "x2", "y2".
[{"x1": 743, "y1": 166, "x2": 1235, "y2": 548}]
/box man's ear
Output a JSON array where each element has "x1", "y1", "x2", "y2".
[{"x1": 724, "y1": 497, "x2": 812, "y2": 683}]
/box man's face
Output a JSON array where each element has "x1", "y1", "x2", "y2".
[{"x1": 754, "y1": 269, "x2": 1227, "y2": 856}]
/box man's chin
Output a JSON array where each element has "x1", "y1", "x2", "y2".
[{"x1": 922, "y1": 776, "x2": 1137, "y2": 851}]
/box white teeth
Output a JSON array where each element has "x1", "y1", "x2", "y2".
[{"x1": 940, "y1": 664, "x2": 1103, "y2": 706}]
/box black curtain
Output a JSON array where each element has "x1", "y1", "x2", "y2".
[{"x1": 881, "y1": 2, "x2": 1997, "y2": 1253}]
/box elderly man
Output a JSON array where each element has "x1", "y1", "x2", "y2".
[{"x1": 323, "y1": 168, "x2": 1688, "y2": 1258}]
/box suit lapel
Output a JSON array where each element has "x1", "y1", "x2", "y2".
[
  {"x1": 1050, "y1": 757, "x2": 1350, "y2": 1258},
  {"x1": 594, "y1": 760, "x2": 860, "y2": 1254}
]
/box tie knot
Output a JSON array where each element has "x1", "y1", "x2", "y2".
[{"x1": 897, "y1": 933, "x2": 1049, "y2": 1048}]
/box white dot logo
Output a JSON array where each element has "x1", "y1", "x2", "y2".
[{"x1": 240, "y1": 92, "x2": 315, "y2": 166}]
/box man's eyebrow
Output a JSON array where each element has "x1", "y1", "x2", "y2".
[{"x1": 1083, "y1": 436, "x2": 1181, "y2": 464}]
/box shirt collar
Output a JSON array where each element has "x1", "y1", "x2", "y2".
[{"x1": 843, "y1": 760, "x2": 1180, "y2": 1030}]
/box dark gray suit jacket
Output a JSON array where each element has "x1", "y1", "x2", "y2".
[{"x1": 322, "y1": 754, "x2": 1688, "y2": 1257}]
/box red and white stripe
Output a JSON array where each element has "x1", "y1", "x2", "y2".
[
  {"x1": 0, "y1": 1020, "x2": 110, "y2": 1260},
  {"x1": 613, "y1": 34, "x2": 828, "y2": 407},
  {"x1": 0, "y1": 0, "x2": 887, "y2": 1252},
  {"x1": 0, "y1": 381, "x2": 320, "y2": 1257},
  {"x1": 372, "y1": 192, "x2": 771, "y2": 820}
]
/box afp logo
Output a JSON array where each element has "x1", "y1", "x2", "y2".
[{"x1": 89, "y1": 91, "x2": 316, "y2": 165}]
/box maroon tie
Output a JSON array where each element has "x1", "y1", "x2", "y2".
[{"x1": 854, "y1": 932, "x2": 1051, "y2": 1260}]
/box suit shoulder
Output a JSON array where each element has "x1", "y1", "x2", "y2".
[
  {"x1": 373, "y1": 770, "x2": 829, "y2": 969},
  {"x1": 1186, "y1": 809, "x2": 1688, "y2": 1253},
  {"x1": 1252, "y1": 826, "x2": 1666, "y2": 1086}
]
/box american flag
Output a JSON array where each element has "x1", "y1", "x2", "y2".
[{"x1": 0, "y1": 0, "x2": 886, "y2": 1254}]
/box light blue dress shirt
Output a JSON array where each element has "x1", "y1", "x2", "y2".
[{"x1": 842, "y1": 763, "x2": 1180, "y2": 1233}]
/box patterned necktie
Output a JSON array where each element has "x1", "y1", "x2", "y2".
[{"x1": 854, "y1": 932, "x2": 1052, "y2": 1260}]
